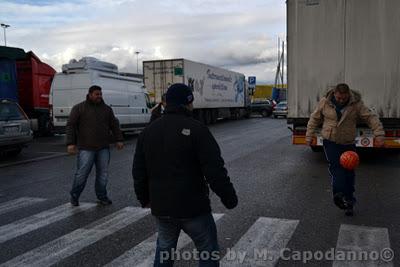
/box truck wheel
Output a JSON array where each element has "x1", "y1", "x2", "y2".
[
  {"x1": 231, "y1": 109, "x2": 239, "y2": 120},
  {"x1": 261, "y1": 110, "x2": 268, "y2": 117},
  {"x1": 205, "y1": 110, "x2": 212, "y2": 125},
  {"x1": 211, "y1": 110, "x2": 218, "y2": 124},
  {"x1": 311, "y1": 146, "x2": 323, "y2": 152},
  {"x1": 38, "y1": 113, "x2": 54, "y2": 136},
  {"x1": 8, "y1": 148, "x2": 22, "y2": 157},
  {"x1": 196, "y1": 110, "x2": 206, "y2": 124}
]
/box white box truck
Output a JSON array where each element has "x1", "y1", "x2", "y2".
[
  {"x1": 143, "y1": 58, "x2": 251, "y2": 124},
  {"x1": 50, "y1": 57, "x2": 151, "y2": 133},
  {"x1": 287, "y1": 0, "x2": 400, "y2": 149}
]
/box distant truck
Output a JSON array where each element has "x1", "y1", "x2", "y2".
[
  {"x1": 0, "y1": 46, "x2": 56, "y2": 135},
  {"x1": 50, "y1": 57, "x2": 151, "y2": 133},
  {"x1": 143, "y1": 58, "x2": 251, "y2": 124},
  {"x1": 287, "y1": 0, "x2": 400, "y2": 149}
]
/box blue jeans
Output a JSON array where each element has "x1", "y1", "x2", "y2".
[
  {"x1": 154, "y1": 213, "x2": 219, "y2": 267},
  {"x1": 70, "y1": 148, "x2": 110, "y2": 200},
  {"x1": 323, "y1": 139, "x2": 356, "y2": 203}
]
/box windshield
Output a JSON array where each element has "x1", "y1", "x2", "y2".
[
  {"x1": 277, "y1": 102, "x2": 287, "y2": 107},
  {"x1": 0, "y1": 102, "x2": 26, "y2": 121}
]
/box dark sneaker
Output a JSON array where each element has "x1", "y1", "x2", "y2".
[
  {"x1": 343, "y1": 198, "x2": 354, "y2": 216},
  {"x1": 97, "y1": 198, "x2": 112, "y2": 206},
  {"x1": 333, "y1": 193, "x2": 346, "y2": 210},
  {"x1": 70, "y1": 197, "x2": 79, "y2": 207},
  {"x1": 345, "y1": 207, "x2": 354, "y2": 216}
]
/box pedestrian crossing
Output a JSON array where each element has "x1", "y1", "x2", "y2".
[
  {"x1": 220, "y1": 217, "x2": 299, "y2": 267},
  {"x1": 0, "y1": 202, "x2": 96, "y2": 243},
  {"x1": 0, "y1": 197, "x2": 395, "y2": 267},
  {"x1": 0, "y1": 197, "x2": 45, "y2": 215},
  {"x1": 333, "y1": 224, "x2": 393, "y2": 267},
  {"x1": 105, "y1": 214, "x2": 224, "y2": 267}
]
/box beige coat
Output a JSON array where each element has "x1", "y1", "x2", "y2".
[{"x1": 306, "y1": 89, "x2": 384, "y2": 144}]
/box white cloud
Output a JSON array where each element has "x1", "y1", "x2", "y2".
[{"x1": 2, "y1": 0, "x2": 286, "y2": 84}]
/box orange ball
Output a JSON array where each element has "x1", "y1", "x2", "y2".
[{"x1": 340, "y1": 151, "x2": 360, "y2": 170}]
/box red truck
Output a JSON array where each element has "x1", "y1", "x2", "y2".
[{"x1": 0, "y1": 46, "x2": 56, "y2": 135}]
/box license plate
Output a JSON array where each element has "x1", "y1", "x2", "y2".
[
  {"x1": 316, "y1": 135, "x2": 373, "y2": 147},
  {"x1": 4, "y1": 126, "x2": 19, "y2": 135},
  {"x1": 355, "y1": 136, "x2": 373, "y2": 147},
  {"x1": 56, "y1": 117, "x2": 68, "y2": 122}
]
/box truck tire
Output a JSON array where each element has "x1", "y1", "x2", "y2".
[
  {"x1": 261, "y1": 110, "x2": 268, "y2": 117},
  {"x1": 37, "y1": 113, "x2": 54, "y2": 137},
  {"x1": 8, "y1": 148, "x2": 22, "y2": 157},
  {"x1": 195, "y1": 110, "x2": 206, "y2": 124},
  {"x1": 231, "y1": 109, "x2": 240, "y2": 120},
  {"x1": 205, "y1": 110, "x2": 212, "y2": 125},
  {"x1": 211, "y1": 110, "x2": 218, "y2": 124},
  {"x1": 311, "y1": 146, "x2": 323, "y2": 152}
]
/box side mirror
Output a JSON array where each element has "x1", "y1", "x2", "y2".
[{"x1": 30, "y1": 119, "x2": 38, "y2": 131}]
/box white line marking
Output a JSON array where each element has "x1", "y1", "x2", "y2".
[
  {"x1": 104, "y1": 213, "x2": 224, "y2": 267},
  {"x1": 333, "y1": 224, "x2": 393, "y2": 267},
  {"x1": 1, "y1": 207, "x2": 150, "y2": 267},
  {"x1": 0, "y1": 197, "x2": 46, "y2": 215},
  {"x1": 0, "y1": 202, "x2": 96, "y2": 243},
  {"x1": 221, "y1": 217, "x2": 299, "y2": 267}
]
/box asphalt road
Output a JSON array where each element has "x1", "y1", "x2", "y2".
[{"x1": 0, "y1": 117, "x2": 399, "y2": 267}]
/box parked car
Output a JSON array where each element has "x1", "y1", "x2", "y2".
[
  {"x1": 0, "y1": 99, "x2": 33, "y2": 156},
  {"x1": 272, "y1": 101, "x2": 288, "y2": 118},
  {"x1": 250, "y1": 99, "x2": 273, "y2": 117}
]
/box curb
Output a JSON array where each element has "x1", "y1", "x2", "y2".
[{"x1": 0, "y1": 152, "x2": 69, "y2": 169}]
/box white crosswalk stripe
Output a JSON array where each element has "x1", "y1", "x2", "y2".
[
  {"x1": 0, "y1": 197, "x2": 397, "y2": 267},
  {"x1": 0, "y1": 197, "x2": 46, "y2": 215},
  {"x1": 333, "y1": 224, "x2": 393, "y2": 267},
  {"x1": 0, "y1": 202, "x2": 96, "y2": 243},
  {"x1": 220, "y1": 217, "x2": 299, "y2": 267},
  {"x1": 104, "y1": 213, "x2": 224, "y2": 267},
  {"x1": 0, "y1": 207, "x2": 150, "y2": 267}
]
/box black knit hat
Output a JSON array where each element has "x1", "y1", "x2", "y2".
[{"x1": 166, "y1": 83, "x2": 194, "y2": 106}]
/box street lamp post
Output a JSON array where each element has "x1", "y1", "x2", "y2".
[
  {"x1": 135, "y1": 51, "x2": 140, "y2": 74},
  {"x1": 1, "y1": 23, "x2": 10, "y2": 46}
]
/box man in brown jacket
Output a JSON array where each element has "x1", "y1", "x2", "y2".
[
  {"x1": 66, "y1": 85, "x2": 124, "y2": 206},
  {"x1": 306, "y1": 83, "x2": 385, "y2": 216}
]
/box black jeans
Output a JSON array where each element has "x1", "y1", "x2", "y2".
[{"x1": 323, "y1": 139, "x2": 356, "y2": 203}]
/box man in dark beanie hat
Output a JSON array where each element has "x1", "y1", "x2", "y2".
[
  {"x1": 133, "y1": 83, "x2": 238, "y2": 266},
  {"x1": 165, "y1": 83, "x2": 194, "y2": 107}
]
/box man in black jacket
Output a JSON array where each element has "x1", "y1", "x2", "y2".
[
  {"x1": 66, "y1": 85, "x2": 124, "y2": 206},
  {"x1": 133, "y1": 83, "x2": 238, "y2": 267},
  {"x1": 149, "y1": 93, "x2": 166, "y2": 123}
]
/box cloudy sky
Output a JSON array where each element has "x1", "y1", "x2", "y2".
[{"x1": 1, "y1": 0, "x2": 286, "y2": 84}]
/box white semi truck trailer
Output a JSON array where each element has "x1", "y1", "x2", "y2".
[
  {"x1": 143, "y1": 58, "x2": 252, "y2": 124},
  {"x1": 287, "y1": 0, "x2": 400, "y2": 149}
]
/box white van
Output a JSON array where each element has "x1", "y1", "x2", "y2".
[{"x1": 49, "y1": 57, "x2": 151, "y2": 133}]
